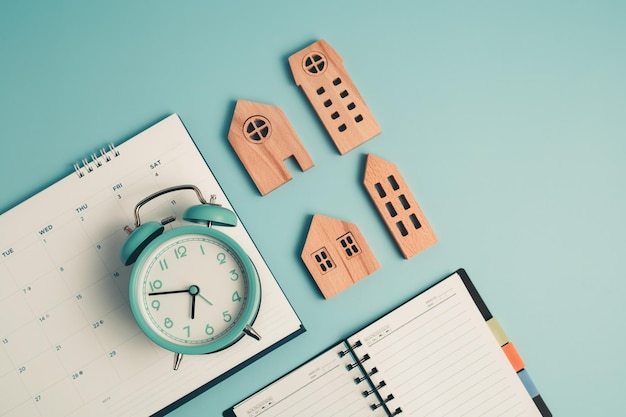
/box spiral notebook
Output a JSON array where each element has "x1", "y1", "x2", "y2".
[
  {"x1": 226, "y1": 269, "x2": 551, "y2": 417},
  {"x1": 0, "y1": 114, "x2": 304, "y2": 417}
]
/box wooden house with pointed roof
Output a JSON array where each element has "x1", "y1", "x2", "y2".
[
  {"x1": 301, "y1": 214, "x2": 380, "y2": 299},
  {"x1": 363, "y1": 153, "x2": 437, "y2": 259},
  {"x1": 288, "y1": 39, "x2": 381, "y2": 155},
  {"x1": 228, "y1": 99, "x2": 314, "y2": 195}
]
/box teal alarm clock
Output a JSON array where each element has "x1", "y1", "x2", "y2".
[{"x1": 120, "y1": 185, "x2": 261, "y2": 370}]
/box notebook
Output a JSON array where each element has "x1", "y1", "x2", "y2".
[
  {"x1": 226, "y1": 269, "x2": 551, "y2": 417},
  {"x1": 0, "y1": 114, "x2": 304, "y2": 417}
]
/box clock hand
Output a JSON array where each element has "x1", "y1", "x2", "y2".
[
  {"x1": 148, "y1": 289, "x2": 189, "y2": 296},
  {"x1": 197, "y1": 293, "x2": 214, "y2": 306},
  {"x1": 188, "y1": 285, "x2": 200, "y2": 319}
]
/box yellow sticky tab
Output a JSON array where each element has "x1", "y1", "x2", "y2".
[{"x1": 487, "y1": 318, "x2": 509, "y2": 346}]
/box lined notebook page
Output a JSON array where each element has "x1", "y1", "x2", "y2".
[
  {"x1": 0, "y1": 114, "x2": 302, "y2": 417},
  {"x1": 347, "y1": 272, "x2": 540, "y2": 416},
  {"x1": 230, "y1": 343, "x2": 387, "y2": 417}
]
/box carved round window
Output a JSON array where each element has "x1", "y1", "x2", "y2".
[
  {"x1": 303, "y1": 52, "x2": 327, "y2": 75},
  {"x1": 243, "y1": 116, "x2": 271, "y2": 143}
]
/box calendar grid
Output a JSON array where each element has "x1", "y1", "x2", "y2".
[{"x1": 0, "y1": 114, "x2": 303, "y2": 417}]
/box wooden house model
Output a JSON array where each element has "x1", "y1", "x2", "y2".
[
  {"x1": 228, "y1": 99, "x2": 314, "y2": 195},
  {"x1": 288, "y1": 39, "x2": 381, "y2": 155},
  {"x1": 301, "y1": 214, "x2": 380, "y2": 299},
  {"x1": 363, "y1": 154, "x2": 437, "y2": 259}
]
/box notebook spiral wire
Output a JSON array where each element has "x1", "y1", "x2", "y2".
[
  {"x1": 74, "y1": 144, "x2": 119, "y2": 178},
  {"x1": 345, "y1": 353, "x2": 370, "y2": 371},
  {"x1": 342, "y1": 339, "x2": 403, "y2": 415},
  {"x1": 338, "y1": 340, "x2": 362, "y2": 357}
]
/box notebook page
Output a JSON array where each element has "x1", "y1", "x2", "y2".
[
  {"x1": 230, "y1": 342, "x2": 388, "y2": 417},
  {"x1": 347, "y1": 272, "x2": 540, "y2": 417},
  {"x1": 0, "y1": 114, "x2": 302, "y2": 417}
]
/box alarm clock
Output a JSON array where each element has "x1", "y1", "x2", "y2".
[{"x1": 120, "y1": 184, "x2": 261, "y2": 370}]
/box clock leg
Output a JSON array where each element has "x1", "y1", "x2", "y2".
[
  {"x1": 243, "y1": 325, "x2": 261, "y2": 341},
  {"x1": 173, "y1": 352, "x2": 184, "y2": 370}
]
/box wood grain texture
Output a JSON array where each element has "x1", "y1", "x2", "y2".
[
  {"x1": 228, "y1": 99, "x2": 314, "y2": 195},
  {"x1": 288, "y1": 39, "x2": 381, "y2": 154},
  {"x1": 363, "y1": 153, "x2": 437, "y2": 259},
  {"x1": 301, "y1": 214, "x2": 380, "y2": 299}
]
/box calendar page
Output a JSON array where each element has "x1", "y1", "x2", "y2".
[{"x1": 0, "y1": 114, "x2": 304, "y2": 417}]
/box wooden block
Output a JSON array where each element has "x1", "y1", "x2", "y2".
[
  {"x1": 228, "y1": 99, "x2": 314, "y2": 195},
  {"x1": 301, "y1": 214, "x2": 380, "y2": 299},
  {"x1": 288, "y1": 39, "x2": 381, "y2": 154},
  {"x1": 363, "y1": 154, "x2": 437, "y2": 259}
]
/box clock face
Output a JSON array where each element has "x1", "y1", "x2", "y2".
[{"x1": 129, "y1": 226, "x2": 260, "y2": 354}]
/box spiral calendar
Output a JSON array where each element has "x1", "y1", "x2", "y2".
[{"x1": 0, "y1": 114, "x2": 304, "y2": 417}]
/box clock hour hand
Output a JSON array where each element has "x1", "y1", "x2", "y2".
[
  {"x1": 149, "y1": 286, "x2": 202, "y2": 319},
  {"x1": 187, "y1": 285, "x2": 200, "y2": 319}
]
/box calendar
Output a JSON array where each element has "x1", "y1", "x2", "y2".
[{"x1": 0, "y1": 114, "x2": 304, "y2": 417}]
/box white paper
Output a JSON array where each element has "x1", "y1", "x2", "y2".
[{"x1": 0, "y1": 114, "x2": 302, "y2": 417}]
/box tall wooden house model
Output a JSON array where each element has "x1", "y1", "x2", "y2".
[
  {"x1": 363, "y1": 154, "x2": 437, "y2": 259},
  {"x1": 288, "y1": 39, "x2": 381, "y2": 154}
]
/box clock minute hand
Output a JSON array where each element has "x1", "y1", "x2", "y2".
[{"x1": 148, "y1": 289, "x2": 189, "y2": 296}]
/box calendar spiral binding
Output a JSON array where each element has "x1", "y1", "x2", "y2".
[
  {"x1": 73, "y1": 144, "x2": 120, "y2": 178},
  {"x1": 340, "y1": 340, "x2": 404, "y2": 416}
]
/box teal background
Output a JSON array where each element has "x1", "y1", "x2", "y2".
[{"x1": 1, "y1": 1, "x2": 625, "y2": 416}]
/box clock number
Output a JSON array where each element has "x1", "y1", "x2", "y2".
[
  {"x1": 200, "y1": 244, "x2": 206, "y2": 255},
  {"x1": 229, "y1": 269, "x2": 239, "y2": 281},
  {"x1": 164, "y1": 317, "x2": 174, "y2": 329},
  {"x1": 216, "y1": 252, "x2": 226, "y2": 265},
  {"x1": 151, "y1": 300, "x2": 160, "y2": 311},
  {"x1": 149, "y1": 280, "x2": 163, "y2": 292},
  {"x1": 222, "y1": 311, "x2": 232, "y2": 322},
  {"x1": 183, "y1": 325, "x2": 191, "y2": 337},
  {"x1": 205, "y1": 324, "x2": 215, "y2": 335},
  {"x1": 174, "y1": 246, "x2": 187, "y2": 259},
  {"x1": 232, "y1": 291, "x2": 242, "y2": 302},
  {"x1": 159, "y1": 259, "x2": 169, "y2": 270}
]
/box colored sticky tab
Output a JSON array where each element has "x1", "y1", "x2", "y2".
[
  {"x1": 517, "y1": 369, "x2": 539, "y2": 398},
  {"x1": 502, "y1": 342, "x2": 525, "y2": 372},
  {"x1": 487, "y1": 318, "x2": 509, "y2": 346}
]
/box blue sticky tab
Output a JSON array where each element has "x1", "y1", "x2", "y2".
[{"x1": 518, "y1": 369, "x2": 539, "y2": 398}]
